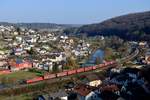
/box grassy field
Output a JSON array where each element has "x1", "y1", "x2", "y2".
[
  {"x1": 0, "y1": 71, "x2": 37, "y2": 84},
  {"x1": 0, "y1": 94, "x2": 33, "y2": 100}
]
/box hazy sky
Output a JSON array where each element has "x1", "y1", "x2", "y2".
[{"x1": 0, "y1": 0, "x2": 150, "y2": 24}]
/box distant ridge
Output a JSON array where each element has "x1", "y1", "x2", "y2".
[{"x1": 0, "y1": 22, "x2": 82, "y2": 29}]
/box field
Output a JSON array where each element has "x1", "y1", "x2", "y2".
[{"x1": 0, "y1": 71, "x2": 37, "y2": 84}]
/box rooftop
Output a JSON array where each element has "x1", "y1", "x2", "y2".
[{"x1": 73, "y1": 84, "x2": 96, "y2": 96}]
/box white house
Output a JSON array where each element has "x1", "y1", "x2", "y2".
[
  {"x1": 49, "y1": 54, "x2": 65, "y2": 62},
  {"x1": 87, "y1": 80, "x2": 102, "y2": 87},
  {"x1": 85, "y1": 91, "x2": 102, "y2": 100}
]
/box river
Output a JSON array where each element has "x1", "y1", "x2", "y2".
[{"x1": 82, "y1": 49, "x2": 104, "y2": 67}]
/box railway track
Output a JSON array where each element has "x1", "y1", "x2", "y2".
[{"x1": 119, "y1": 48, "x2": 139, "y2": 63}]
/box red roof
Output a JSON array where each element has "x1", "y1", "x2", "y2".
[
  {"x1": 74, "y1": 84, "x2": 96, "y2": 96},
  {"x1": 9, "y1": 60, "x2": 32, "y2": 69},
  {"x1": 100, "y1": 85, "x2": 119, "y2": 92}
]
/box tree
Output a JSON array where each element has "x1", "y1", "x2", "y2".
[
  {"x1": 16, "y1": 27, "x2": 21, "y2": 35},
  {"x1": 12, "y1": 36, "x2": 16, "y2": 41},
  {"x1": 1, "y1": 77, "x2": 7, "y2": 85},
  {"x1": 52, "y1": 63, "x2": 59, "y2": 73},
  {"x1": 27, "y1": 47, "x2": 36, "y2": 55},
  {"x1": 65, "y1": 57, "x2": 78, "y2": 69},
  {"x1": 104, "y1": 47, "x2": 113, "y2": 61},
  {"x1": 95, "y1": 57, "x2": 102, "y2": 64}
]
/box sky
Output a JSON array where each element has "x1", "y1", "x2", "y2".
[{"x1": 0, "y1": 0, "x2": 150, "y2": 24}]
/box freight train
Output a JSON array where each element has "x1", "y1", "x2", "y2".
[{"x1": 26, "y1": 61, "x2": 117, "y2": 84}]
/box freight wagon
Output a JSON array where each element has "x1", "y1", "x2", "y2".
[
  {"x1": 84, "y1": 66, "x2": 93, "y2": 71},
  {"x1": 67, "y1": 69, "x2": 77, "y2": 75},
  {"x1": 92, "y1": 66, "x2": 98, "y2": 70},
  {"x1": 26, "y1": 77, "x2": 43, "y2": 84},
  {"x1": 77, "y1": 68, "x2": 85, "y2": 73},
  {"x1": 56, "y1": 71, "x2": 68, "y2": 77},
  {"x1": 44, "y1": 74, "x2": 56, "y2": 80}
]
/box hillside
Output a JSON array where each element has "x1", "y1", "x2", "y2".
[{"x1": 78, "y1": 11, "x2": 150, "y2": 41}]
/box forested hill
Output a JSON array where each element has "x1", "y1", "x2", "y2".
[{"x1": 77, "y1": 11, "x2": 150, "y2": 41}]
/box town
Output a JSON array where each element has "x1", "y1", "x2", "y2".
[{"x1": 0, "y1": 24, "x2": 150, "y2": 100}]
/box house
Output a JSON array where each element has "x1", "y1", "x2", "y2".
[
  {"x1": 48, "y1": 33, "x2": 57, "y2": 41},
  {"x1": 13, "y1": 45, "x2": 27, "y2": 56},
  {"x1": 0, "y1": 60, "x2": 8, "y2": 67},
  {"x1": 9, "y1": 59, "x2": 32, "y2": 71},
  {"x1": 0, "y1": 50, "x2": 5, "y2": 55},
  {"x1": 28, "y1": 29, "x2": 35, "y2": 33},
  {"x1": 60, "y1": 35, "x2": 68, "y2": 40},
  {"x1": 85, "y1": 91, "x2": 102, "y2": 100},
  {"x1": 139, "y1": 41, "x2": 148, "y2": 48},
  {"x1": 24, "y1": 36, "x2": 37, "y2": 43},
  {"x1": 37, "y1": 63, "x2": 44, "y2": 70},
  {"x1": 24, "y1": 45, "x2": 32, "y2": 51},
  {"x1": 35, "y1": 61, "x2": 53, "y2": 71},
  {"x1": 35, "y1": 95, "x2": 46, "y2": 100},
  {"x1": 39, "y1": 48, "x2": 47, "y2": 54},
  {"x1": 13, "y1": 41, "x2": 18, "y2": 46},
  {"x1": 0, "y1": 55, "x2": 7, "y2": 59},
  {"x1": 90, "y1": 85, "x2": 120, "y2": 100},
  {"x1": 73, "y1": 84, "x2": 101, "y2": 100},
  {"x1": 85, "y1": 74, "x2": 102, "y2": 87},
  {"x1": 64, "y1": 82, "x2": 75, "y2": 91},
  {"x1": 100, "y1": 85, "x2": 119, "y2": 93},
  {"x1": 16, "y1": 36, "x2": 23, "y2": 43},
  {"x1": 145, "y1": 50, "x2": 150, "y2": 65},
  {"x1": 13, "y1": 31, "x2": 19, "y2": 35},
  {"x1": 43, "y1": 61, "x2": 53, "y2": 71},
  {"x1": 49, "y1": 53, "x2": 66, "y2": 62},
  {"x1": 46, "y1": 89, "x2": 68, "y2": 100},
  {"x1": 111, "y1": 68, "x2": 122, "y2": 73},
  {"x1": 60, "y1": 96, "x2": 68, "y2": 100},
  {"x1": 88, "y1": 80, "x2": 102, "y2": 87},
  {"x1": 42, "y1": 45, "x2": 50, "y2": 50}
]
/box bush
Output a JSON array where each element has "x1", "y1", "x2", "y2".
[{"x1": 29, "y1": 68, "x2": 44, "y2": 76}]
